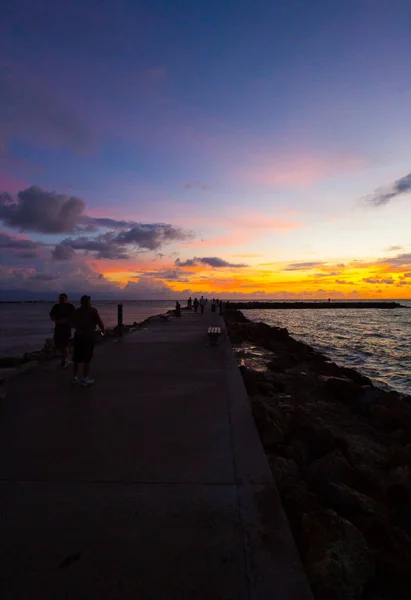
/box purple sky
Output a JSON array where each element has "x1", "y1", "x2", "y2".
[{"x1": 1, "y1": 0, "x2": 410, "y2": 299}]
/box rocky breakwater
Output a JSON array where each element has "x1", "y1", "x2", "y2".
[{"x1": 225, "y1": 309, "x2": 411, "y2": 600}]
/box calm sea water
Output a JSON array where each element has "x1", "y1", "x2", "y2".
[
  {"x1": 243, "y1": 301, "x2": 411, "y2": 395},
  {"x1": 0, "y1": 300, "x2": 175, "y2": 356}
]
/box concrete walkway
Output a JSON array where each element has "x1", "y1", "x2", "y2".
[{"x1": 0, "y1": 309, "x2": 312, "y2": 599}]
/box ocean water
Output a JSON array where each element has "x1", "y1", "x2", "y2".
[
  {"x1": 0, "y1": 300, "x2": 175, "y2": 357},
  {"x1": 243, "y1": 301, "x2": 411, "y2": 395}
]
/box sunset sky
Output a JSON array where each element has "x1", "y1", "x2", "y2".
[{"x1": 1, "y1": 0, "x2": 410, "y2": 300}]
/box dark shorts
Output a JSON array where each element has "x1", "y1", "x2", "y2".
[
  {"x1": 54, "y1": 327, "x2": 71, "y2": 349},
  {"x1": 73, "y1": 334, "x2": 95, "y2": 364}
]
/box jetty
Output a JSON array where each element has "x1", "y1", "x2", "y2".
[
  {"x1": 0, "y1": 309, "x2": 312, "y2": 599},
  {"x1": 228, "y1": 301, "x2": 405, "y2": 310}
]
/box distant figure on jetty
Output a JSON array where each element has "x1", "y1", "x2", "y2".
[
  {"x1": 71, "y1": 295, "x2": 105, "y2": 387},
  {"x1": 187, "y1": 297, "x2": 192, "y2": 310},
  {"x1": 193, "y1": 297, "x2": 199, "y2": 313},
  {"x1": 175, "y1": 301, "x2": 181, "y2": 317},
  {"x1": 49, "y1": 293, "x2": 75, "y2": 368},
  {"x1": 200, "y1": 296, "x2": 205, "y2": 314}
]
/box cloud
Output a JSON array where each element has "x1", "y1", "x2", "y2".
[
  {"x1": 32, "y1": 273, "x2": 58, "y2": 281},
  {"x1": 0, "y1": 232, "x2": 37, "y2": 250},
  {"x1": 58, "y1": 224, "x2": 190, "y2": 260},
  {"x1": 134, "y1": 269, "x2": 190, "y2": 282},
  {"x1": 366, "y1": 173, "x2": 411, "y2": 207},
  {"x1": 175, "y1": 256, "x2": 248, "y2": 268},
  {"x1": 0, "y1": 186, "x2": 191, "y2": 259},
  {"x1": 314, "y1": 272, "x2": 337, "y2": 278},
  {"x1": 335, "y1": 279, "x2": 355, "y2": 285},
  {"x1": 0, "y1": 261, "x2": 119, "y2": 297},
  {"x1": 363, "y1": 278, "x2": 395, "y2": 284},
  {"x1": 378, "y1": 252, "x2": 411, "y2": 269},
  {"x1": 52, "y1": 243, "x2": 76, "y2": 261},
  {"x1": 284, "y1": 261, "x2": 324, "y2": 271},
  {"x1": 404, "y1": 273, "x2": 411, "y2": 278},
  {"x1": 184, "y1": 181, "x2": 212, "y2": 191},
  {"x1": 386, "y1": 246, "x2": 403, "y2": 252},
  {"x1": 0, "y1": 186, "x2": 85, "y2": 233}
]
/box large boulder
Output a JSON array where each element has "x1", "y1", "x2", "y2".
[
  {"x1": 251, "y1": 396, "x2": 285, "y2": 448},
  {"x1": 239, "y1": 366, "x2": 266, "y2": 396},
  {"x1": 281, "y1": 481, "x2": 321, "y2": 542},
  {"x1": 268, "y1": 455, "x2": 300, "y2": 491},
  {"x1": 372, "y1": 392, "x2": 411, "y2": 434},
  {"x1": 306, "y1": 450, "x2": 362, "y2": 489},
  {"x1": 288, "y1": 412, "x2": 343, "y2": 465},
  {"x1": 322, "y1": 376, "x2": 363, "y2": 406},
  {"x1": 353, "y1": 514, "x2": 411, "y2": 599},
  {"x1": 301, "y1": 509, "x2": 374, "y2": 600}
]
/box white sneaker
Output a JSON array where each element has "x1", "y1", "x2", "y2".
[{"x1": 81, "y1": 377, "x2": 94, "y2": 387}]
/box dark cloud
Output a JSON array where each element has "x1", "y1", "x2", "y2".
[
  {"x1": 16, "y1": 251, "x2": 37, "y2": 259},
  {"x1": 52, "y1": 243, "x2": 76, "y2": 261},
  {"x1": 386, "y1": 246, "x2": 403, "y2": 252},
  {"x1": 335, "y1": 279, "x2": 354, "y2": 285},
  {"x1": 78, "y1": 216, "x2": 138, "y2": 232},
  {"x1": 366, "y1": 173, "x2": 411, "y2": 207},
  {"x1": 175, "y1": 257, "x2": 247, "y2": 268},
  {"x1": 0, "y1": 232, "x2": 37, "y2": 250},
  {"x1": 135, "y1": 270, "x2": 190, "y2": 282},
  {"x1": 378, "y1": 252, "x2": 411, "y2": 269},
  {"x1": 0, "y1": 186, "x2": 191, "y2": 259},
  {"x1": 32, "y1": 273, "x2": 58, "y2": 281},
  {"x1": 58, "y1": 224, "x2": 189, "y2": 260},
  {"x1": 175, "y1": 258, "x2": 197, "y2": 267},
  {"x1": 405, "y1": 273, "x2": 411, "y2": 278},
  {"x1": 284, "y1": 261, "x2": 324, "y2": 271},
  {"x1": 0, "y1": 186, "x2": 85, "y2": 233},
  {"x1": 115, "y1": 224, "x2": 188, "y2": 250},
  {"x1": 363, "y1": 277, "x2": 395, "y2": 284}
]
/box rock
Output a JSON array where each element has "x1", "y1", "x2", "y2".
[
  {"x1": 374, "y1": 392, "x2": 411, "y2": 434},
  {"x1": 353, "y1": 514, "x2": 411, "y2": 599},
  {"x1": 323, "y1": 376, "x2": 362, "y2": 406},
  {"x1": 288, "y1": 412, "x2": 343, "y2": 464},
  {"x1": 267, "y1": 354, "x2": 297, "y2": 373},
  {"x1": 239, "y1": 366, "x2": 267, "y2": 396},
  {"x1": 42, "y1": 338, "x2": 55, "y2": 354},
  {"x1": 0, "y1": 356, "x2": 22, "y2": 368},
  {"x1": 23, "y1": 351, "x2": 42, "y2": 362},
  {"x1": 316, "y1": 482, "x2": 384, "y2": 521},
  {"x1": 307, "y1": 450, "x2": 362, "y2": 489},
  {"x1": 268, "y1": 455, "x2": 300, "y2": 491},
  {"x1": 343, "y1": 434, "x2": 386, "y2": 468},
  {"x1": 281, "y1": 482, "x2": 321, "y2": 542},
  {"x1": 251, "y1": 396, "x2": 285, "y2": 447},
  {"x1": 319, "y1": 361, "x2": 372, "y2": 386},
  {"x1": 404, "y1": 444, "x2": 411, "y2": 465},
  {"x1": 301, "y1": 509, "x2": 374, "y2": 600}
]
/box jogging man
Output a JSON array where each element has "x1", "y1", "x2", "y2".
[
  {"x1": 72, "y1": 295, "x2": 105, "y2": 387},
  {"x1": 50, "y1": 293, "x2": 75, "y2": 368}
]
